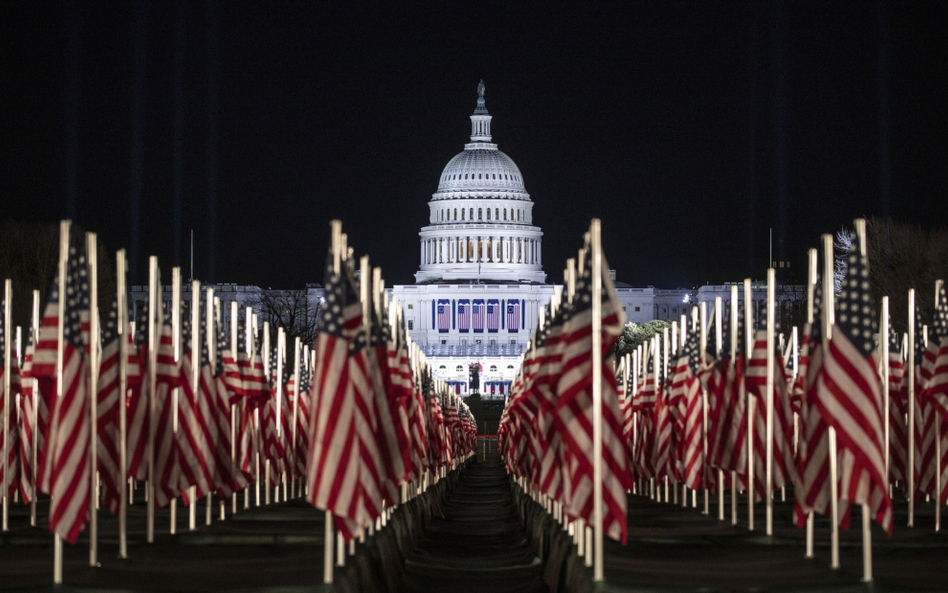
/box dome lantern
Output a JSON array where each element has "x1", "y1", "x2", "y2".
[{"x1": 470, "y1": 79, "x2": 492, "y2": 142}]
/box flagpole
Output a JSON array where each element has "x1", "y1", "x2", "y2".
[
  {"x1": 250, "y1": 308, "x2": 260, "y2": 507},
  {"x1": 276, "y1": 326, "x2": 286, "y2": 503},
  {"x1": 700, "y1": 301, "x2": 709, "y2": 516},
  {"x1": 821, "y1": 233, "x2": 840, "y2": 570},
  {"x1": 805, "y1": 248, "x2": 817, "y2": 559},
  {"x1": 116, "y1": 250, "x2": 129, "y2": 558},
  {"x1": 229, "y1": 300, "x2": 242, "y2": 513},
  {"x1": 881, "y1": 296, "x2": 890, "y2": 493},
  {"x1": 190, "y1": 280, "x2": 202, "y2": 530},
  {"x1": 323, "y1": 220, "x2": 341, "y2": 585},
  {"x1": 907, "y1": 287, "x2": 915, "y2": 528},
  {"x1": 53, "y1": 220, "x2": 70, "y2": 584},
  {"x1": 729, "y1": 285, "x2": 738, "y2": 525},
  {"x1": 855, "y1": 217, "x2": 874, "y2": 582},
  {"x1": 765, "y1": 267, "x2": 775, "y2": 536},
  {"x1": 590, "y1": 219, "x2": 605, "y2": 582},
  {"x1": 714, "y1": 297, "x2": 723, "y2": 520},
  {"x1": 146, "y1": 256, "x2": 159, "y2": 545},
  {"x1": 31, "y1": 289, "x2": 40, "y2": 528},
  {"x1": 170, "y1": 267, "x2": 181, "y2": 534},
  {"x1": 291, "y1": 336, "x2": 300, "y2": 499},
  {"x1": 262, "y1": 320, "x2": 271, "y2": 505},
  {"x1": 744, "y1": 278, "x2": 754, "y2": 531},
  {"x1": 934, "y1": 279, "x2": 943, "y2": 533},
  {"x1": 2, "y1": 279, "x2": 11, "y2": 533}
]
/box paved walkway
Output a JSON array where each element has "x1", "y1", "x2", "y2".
[{"x1": 397, "y1": 461, "x2": 547, "y2": 593}]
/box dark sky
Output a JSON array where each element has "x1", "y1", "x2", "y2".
[{"x1": 3, "y1": 1, "x2": 946, "y2": 289}]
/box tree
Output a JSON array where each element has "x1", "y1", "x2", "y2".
[
  {"x1": 834, "y1": 226, "x2": 854, "y2": 295},
  {"x1": 0, "y1": 220, "x2": 115, "y2": 332},
  {"x1": 864, "y1": 217, "x2": 948, "y2": 334},
  {"x1": 247, "y1": 288, "x2": 321, "y2": 349},
  {"x1": 614, "y1": 319, "x2": 672, "y2": 358}
]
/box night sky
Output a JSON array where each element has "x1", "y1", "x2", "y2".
[{"x1": 3, "y1": 1, "x2": 946, "y2": 289}]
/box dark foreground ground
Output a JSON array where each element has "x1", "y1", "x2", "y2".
[{"x1": 1, "y1": 466, "x2": 946, "y2": 592}]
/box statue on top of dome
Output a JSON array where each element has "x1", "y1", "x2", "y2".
[{"x1": 477, "y1": 79, "x2": 485, "y2": 98}]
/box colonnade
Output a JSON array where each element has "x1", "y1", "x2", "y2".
[{"x1": 420, "y1": 235, "x2": 541, "y2": 267}]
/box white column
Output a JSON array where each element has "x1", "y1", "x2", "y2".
[
  {"x1": 538, "y1": 239, "x2": 541, "y2": 266},
  {"x1": 420, "y1": 241, "x2": 425, "y2": 266}
]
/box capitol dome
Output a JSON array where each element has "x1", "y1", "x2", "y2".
[
  {"x1": 436, "y1": 149, "x2": 526, "y2": 195},
  {"x1": 416, "y1": 81, "x2": 545, "y2": 285}
]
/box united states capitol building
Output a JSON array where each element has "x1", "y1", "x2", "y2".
[
  {"x1": 391, "y1": 83, "x2": 804, "y2": 397},
  {"x1": 132, "y1": 83, "x2": 803, "y2": 398}
]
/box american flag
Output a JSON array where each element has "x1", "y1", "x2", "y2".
[
  {"x1": 486, "y1": 300, "x2": 500, "y2": 332},
  {"x1": 437, "y1": 300, "x2": 450, "y2": 333},
  {"x1": 37, "y1": 246, "x2": 92, "y2": 543},
  {"x1": 553, "y1": 244, "x2": 631, "y2": 543},
  {"x1": 293, "y1": 346, "x2": 311, "y2": 478},
  {"x1": 371, "y1": 304, "x2": 409, "y2": 502},
  {"x1": 918, "y1": 285, "x2": 948, "y2": 504},
  {"x1": 507, "y1": 299, "x2": 520, "y2": 332},
  {"x1": 262, "y1": 345, "x2": 290, "y2": 486},
  {"x1": 816, "y1": 249, "x2": 892, "y2": 533},
  {"x1": 457, "y1": 301, "x2": 470, "y2": 332},
  {"x1": 668, "y1": 329, "x2": 703, "y2": 489},
  {"x1": 793, "y1": 273, "x2": 835, "y2": 527},
  {"x1": 472, "y1": 300, "x2": 484, "y2": 332},
  {"x1": 17, "y1": 327, "x2": 35, "y2": 504},
  {"x1": 96, "y1": 298, "x2": 139, "y2": 515},
  {"x1": 127, "y1": 302, "x2": 151, "y2": 481},
  {"x1": 1, "y1": 296, "x2": 23, "y2": 501},
  {"x1": 152, "y1": 303, "x2": 185, "y2": 508},
  {"x1": 883, "y1": 317, "x2": 908, "y2": 486},
  {"x1": 307, "y1": 254, "x2": 367, "y2": 540}
]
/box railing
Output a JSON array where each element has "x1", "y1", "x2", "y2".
[{"x1": 420, "y1": 343, "x2": 527, "y2": 357}]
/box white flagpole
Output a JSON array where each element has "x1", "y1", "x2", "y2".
[
  {"x1": 190, "y1": 280, "x2": 201, "y2": 531},
  {"x1": 228, "y1": 299, "x2": 242, "y2": 513},
  {"x1": 86, "y1": 234, "x2": 100, "y2": 566},
  {"x1": 699, "y1": 301, "x2": 709, "y2": 515},
  {"x1": 291, "y1": 336, "x2": 301, "y2": 499},
  {"x1": 881, "y1": 296, "x2": 890, "y2": 493},
  {"x1": 730, "y1": 285, "x2": 738, "y2": 526},
  {"x1": 908, "y1": 287, "x2": 916, "y2": 528},
  {"x1": 714, "y1": 297, "x2": 723, "y2": 520},
  {"x1": 805, "y1": 248, "x2": 817, "y2": 558},
  {"x1": 251, "y1": 310, "x2": 260, "y2": 507},
  {"x1": 935, "y1": 279, "x2": 943, "y2": 533},
  {"x1": 855, "y1": 218, "x2": 873, "y2": 581},
  {"x1": 744, "y1": 278, "x2": 754, "y2": 531},
  {"x1": 2, "y1": 279, "x2": 11, "y2": 533},
  {"x1": 590, "y1": 220, "x2": 605, "y2": 582},
  {"x1": 53, "y1": 220, "x2": 70, "y2": 584},
  {"x1": 116, "y1": 250, "x2": 129, "y2": 558},
  {"x1": 209, "y1": 291, "x2": 224, "y2": 522},
  {"x1": 170, "y1": 267, "x2": 181, "y2": 534},
  {"x1": 146, "y1": 256, "x2": 159, "y2": 545},
  {"x1": 31, "y1": 290, "x2": 40, "y2": 527},
  {"x1": 323, "y1": 219, "x2": 342, "y2": 585},
  {"x1": 276, "y1": 326, "x2": 286, "y2": 503},
  {"x1": 262, "y1": 320, "x2": 271, "y2": 505},
  {"x1": 765, "y1": 267, "x2": 775, "y2": 536},
  {"x1": 821, "y1": 233, "x2": 840, "y2": 570}
]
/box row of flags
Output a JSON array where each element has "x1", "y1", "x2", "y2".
[
  {"x1": 1, "y1": 219, "x2": 477, "y2": 584},
  {"x1": 305, "y1": 227, "x2": 477, "y2": 541},
  {"x1": 497, "y1": 218, "x2": 948, "y2": 583}
]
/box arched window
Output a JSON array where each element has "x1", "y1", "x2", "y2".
[
  {"x1": 478, "y1": 173, "x2": 482, "y2": 179},
  {"x1": 507, "y1": 365, "x2": 515, "y2": 370},
  {"x1": 439, "y1": 365, "x2": 446, "y2": 370},
  {"x1": 470, "y1": 208, "x2": 474, "y2": 220},
  {"x1": 454, "y1": 208, "x2": 457, "y2": 220},
  {"x1": 495, "y1": 208, "x2": 499, "y2": 220},
  {"x1": 487, "y1": 208, "x2": 491, "y2": 220},
  {"x1": 489, "y1": 365, "x2": 498, "y2": 372},
  {"x1": 478, "y1": 208, "x2": 482, "y2": 220},
  {"x1": 503, "y1": 209, "x2": 507, "y2": 220},
  {"x1": 456, "y1": 365, "x2": 464, "y2": 372}
]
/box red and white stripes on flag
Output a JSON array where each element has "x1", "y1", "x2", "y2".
[
  {"x1": 1, "y1": 343, "x2": 22, "y2": 500},
  {"x1": 668, "y1": 331, "x2": 703, "y2": 490},
  {"x1": 815, "y1": 252, "x2": 892, "y2": 533},
  {"x1": 33, "y1": 246, "x2": 93, "y2": 543},
  {"x1": 553, "y1": 246, "x2": 631, "y2": 543}
]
